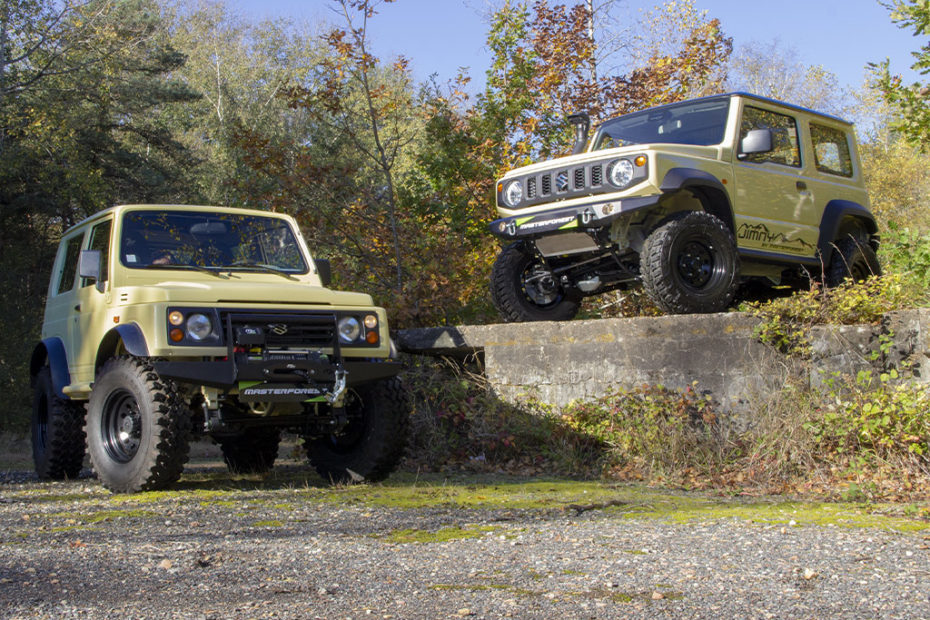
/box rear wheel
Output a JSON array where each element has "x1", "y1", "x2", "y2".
[
  {"x1": 826, "y1": 237, "x2": 881, "y2": 287},
  {"x1": 490, "y1": 242, "x2": 579, "y2": 322},
  {"x1": 217, "y1": 427, "x2": 280, "y2": 474},
  {"x1": 86, "y1": 357, "x2": 191, "y2": 492},
  {"x1": 304, "y1": 377, "x2": 408, "y2": 484},
  {"x1": 31, "y1": 367, "x2": 86, "y2": 480}
]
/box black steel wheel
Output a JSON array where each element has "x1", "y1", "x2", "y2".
[
  {"x1": 304, "y1": 377, "x2": 408, "y2": 484},
  {"x1": 490, "y1": 242, "x2": 580, "y2": 322},
  {"x1": 86, "y1": 357, "x2": 191, "y2": 492},
  {"x1": 641, "y1": 211, "x2": 739, "y2": 314},
  {"x1": 31, "y1": 367, "x2": 86, "y2": 480}
]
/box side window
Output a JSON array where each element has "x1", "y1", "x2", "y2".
[
  {"x1": 810, "y1": 123, "x2": 853, "y2": 177},
  {"x1": 739, "y1": 106, "x2": 801, "y2": 167},
  {"x1": 55, "y1": 234, "x2": 84, "y2": 296},
  {"x1": 83, "y1": 220, "x2": 112, "y2": 287}
]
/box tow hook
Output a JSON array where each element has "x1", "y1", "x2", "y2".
[{"x1": 325, "y1": 368, "x2": 347, "y2": 407}]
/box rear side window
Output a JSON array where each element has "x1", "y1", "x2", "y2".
[
  {"x1": 739, "y1": 106, "x2": 801, "y2": 167},
  {"x1": 810, "y1": 123, "x2": 853, "y2": 177},
  {"x1": 55, "y1": 234, "x2": 84, "y2": 295}
]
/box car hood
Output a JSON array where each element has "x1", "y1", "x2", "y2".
[{"x1": 114, "y1": 279, "x2": 374, "y2": 307}]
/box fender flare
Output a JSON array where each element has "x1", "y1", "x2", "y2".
[
  {"x1": 30, "y1": 338, "x2": 71, "y2": 400},
  {"x1": 95, "y1": 323, "x2": 150, "y2": 373},
  {"x1": 816, "y1": 200, "x2": 879, "y2": 259},
  {"x1": 659, "y1": 168, "x2": 735, "y2": 233}
]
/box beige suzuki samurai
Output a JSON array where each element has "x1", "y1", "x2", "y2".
[
  {"x1": 489, "y1": 92, "x2": 880, "y2": 321},
  {"x1": 30, "y1": 205, "x2": 407, "y2": 492}
]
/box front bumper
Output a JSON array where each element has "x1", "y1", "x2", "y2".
[
  {"x1": 153, "y1": 310, "x2": 401, "y2": 404},
  {"x1": 489, "y1": 195, "x2": 661, "y2": 240}
]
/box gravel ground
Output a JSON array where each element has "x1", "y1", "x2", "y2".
[{"x1": 1, "y1": 462, "x2": 929, "y2": 619}]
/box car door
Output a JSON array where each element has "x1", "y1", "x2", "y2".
[
  {"x1": 730, "y1": 103, "x2": 820, "y2": 258},
  {"x1": 68, "y1": 218, "x2": 113, "y2": 382},
  {"x1": 43, "y1": 232, "x2": 87, "y2": 356}
]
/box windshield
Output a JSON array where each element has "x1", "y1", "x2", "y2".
[
  {"x1": 592, "y1": 97, "x2": 731, "y2": 150},
  {"x1": 119, "y1": 210, "x2": 308, "y2": 274}
]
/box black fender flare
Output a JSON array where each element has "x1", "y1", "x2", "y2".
[
  {"x1": 95, "y1": 323, "x2": 150, "y2": 374},
  {"x1": 30, "y1": 338, "x2": 71, "y2": 399},
  {"x1": 816, "y1": 200, "x2": 879, "y2": 260},
  {"x1": 659, "y1": 168, "x2": 735, "y2": 233}
]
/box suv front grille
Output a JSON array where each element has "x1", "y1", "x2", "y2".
[
  {"x1": 506, "y1": 162, "x2": 607, "y2": 210},
  {"x1": 224, "y1": 312, "x2": 337, "y2": 348}
]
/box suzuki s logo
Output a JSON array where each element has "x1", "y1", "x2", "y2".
[{"x1": 268, "y1": 323, "x2": 289, "y2": 336}]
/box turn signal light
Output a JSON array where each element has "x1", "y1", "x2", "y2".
[
  {"x1": 169, "y1": 328, "x2": 184, "y2": 342},
  {"x1": 366, "y1": 331, "x2": 379, "y2": 345},
  {"x1": 634, "y1": 155, "x2": 647, "y2": 167}
]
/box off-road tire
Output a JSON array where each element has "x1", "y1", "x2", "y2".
[
  {"x1": 641, "y1": 211, "x2": 739, "y2": 314},
  {"x1": 86, "y1": 357, "x2": 191, "y2": 493},
  {"x1": 304, "y1": 377, "x2": 408, "y2": 484},
  {"x1": 490, "y1": 242, "x2": 580, "y2": 322},
  {"x1": 826, "y1": 237, "x2": 881, "y2": 287},
  {"x1": 218, "y1": 427, "x2": 281, "y2": 474},
  {"x1": 32, "y1": 367, "x2": 86, "y2": 480}
]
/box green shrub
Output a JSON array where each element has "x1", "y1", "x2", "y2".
[{"x1": 806, "y1": 369, "x2": 930, "y2": 475}]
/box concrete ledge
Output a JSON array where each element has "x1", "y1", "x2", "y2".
[{"x1": 397, "y1": 309, "x2": 930, "y2": 419}]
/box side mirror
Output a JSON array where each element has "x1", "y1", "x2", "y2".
[
  {"x1": 739, "y1": 128, "x2": 773, "y2": 158},
  {"x1": 314, "y1": 258, "x2": 332, "y2": 287},
  {"x1": 79, "y1": 250, "x2": 101, "y2": 283}
]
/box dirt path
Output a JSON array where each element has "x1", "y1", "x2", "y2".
[{"x1": 2, "y1": 460, "x2": 929, "y2": 619}]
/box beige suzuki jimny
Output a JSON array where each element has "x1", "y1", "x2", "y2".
[
  {"x1": 30, "y1": 205, "x2": 407, "y2": 492},
  {"x1": 489, "y1": 92, "x2": 880, "y2": 321}
]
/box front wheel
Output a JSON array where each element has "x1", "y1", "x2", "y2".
[
  {"x1": 86, "y1": 357, "x2": 191, "y2": 492},
  {"x1": 304, "y1": 377, "x2": 408, "y2": 484},
  {"x1": 490, "y1": 242, "x2": 579, "y2": 322},
  {"x1": 641, "y1": 211, "x2": 739, "y2": 314},
  {"x1": 32, "y1": 367, "x2": 86, "y2": 480}
]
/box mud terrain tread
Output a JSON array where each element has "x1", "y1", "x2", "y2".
[
  {"x1": 641, "y1": 211, "x2": 739, "y2": 314},
  {"x1": 86, "y1": 357, "x2": 191, "y2": 492},
  {"x1": 306, "y1": 377, "x2": 409, "y2": 484},
  {"x1": 825, "y1": 237, "x2": 881, "y2": 287},
  {"x1": 32, "y1": 367, "x2": 86, "y2": 480},
  {"x1": 490, "y1": 242, "x2": 579, "y2": 322}
]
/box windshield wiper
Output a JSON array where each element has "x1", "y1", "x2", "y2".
[
  {"x1": 152, "y1": 263, "x2": 226, "y2": 278},
  {"x1": 225, "y1": 262, "x2": 298, "y2": 281}
]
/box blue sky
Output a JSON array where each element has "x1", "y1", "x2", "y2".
[{"x1": 225, "y1": 0, "x2": 924, "y2": 92}]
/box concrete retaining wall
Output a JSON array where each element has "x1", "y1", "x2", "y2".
[{"x1": 396, "y1": 309, "x2": 930, "y2": 419}]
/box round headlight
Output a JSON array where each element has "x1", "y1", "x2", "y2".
[
  {"x1": 608, "y1": 159, "x2": 635, "y2": 187},
  {"x1": 337, "y1": 316, "x2": 361, "y2": 343},
  {"x1": 186, "y1": 313, "x2": 213, "y2": 341},
  {"x1": 502, "y1": 180, "x2": 523, "y2": 207}
]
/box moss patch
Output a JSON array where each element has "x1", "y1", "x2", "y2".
[{"x1": 378, "y1": 525, "x2": 501, "y2": 544}]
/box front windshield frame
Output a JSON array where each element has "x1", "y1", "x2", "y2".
[
  {"x1": 592, "y1": 96, "x2": 731, "y2": 151},
  {"x1": 119, "y1": 210, "x2": 310, "y2": 275}
]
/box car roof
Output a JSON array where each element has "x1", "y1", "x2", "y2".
[{"x1": 601, "y1": 92, "x2": 852, "y2": 126}]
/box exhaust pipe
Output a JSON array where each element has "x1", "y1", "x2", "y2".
[{"x1": 568, "y1": 112, "x2": 590, "y2": 155}]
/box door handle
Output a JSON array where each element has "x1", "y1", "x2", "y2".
[{"x1": 796, "y1": 181, "x2": 807, "y2": 191}]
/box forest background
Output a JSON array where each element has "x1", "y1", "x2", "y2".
[{"x1": 2, "y1": 0, "x2": 930, "y2": 432}]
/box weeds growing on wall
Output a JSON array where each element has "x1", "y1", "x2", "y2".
[{"x1": 405, "y1": 356, "x2": 930, "y2": 501}]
